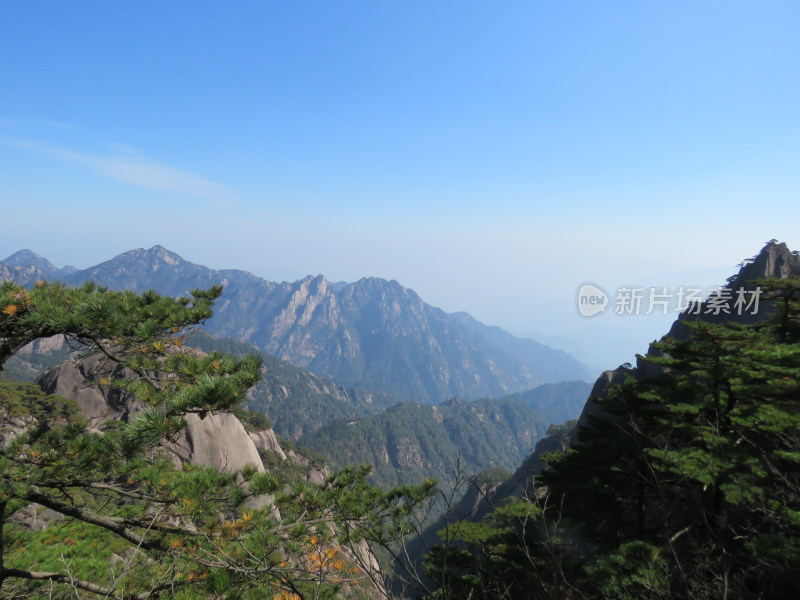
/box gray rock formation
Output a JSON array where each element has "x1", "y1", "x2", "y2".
[
  {"x1": 574, "y1": 366, "x2": 630, "y2": 432},
  {"x1": 15, "y1": 334, "x2": 67, "y2": 357},
  {"x1": 0, "y1": 261, "x2": 52, "y2": 287},
  {"x1": 733, "y1": 241, "x2": 800, "y2": 284},
  {"x1": 0, "y1": 407, "x2": 35, "y2": 449},
  {"x1": 248, "y1": 429, "x2": 287, "y2": 461},
  {"x1": 36, "y1": 354, "x2": 143, "y2": 426},
  {"x1": 36, "y1": 354, "x2": 267, "y2": 473},
  {"x1": 167, "y1": 412, "x2": 265, "y2": 473},
  {"x1": 8, "y1": 503, "x2": 65, "y2": 531}
]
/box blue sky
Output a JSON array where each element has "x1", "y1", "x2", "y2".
[{"x1": 2, "y1": 2, "x2": 800, "y2": 370}]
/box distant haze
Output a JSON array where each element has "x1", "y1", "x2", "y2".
[{"x1": 2, "y1": 3, "x2": 799, "y2": 369}]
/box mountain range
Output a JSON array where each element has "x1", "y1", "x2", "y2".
[
  {"x1": 0, "y1": 246, "x2": 591, "y2": 404},
  {"x1": 1, "y1": 247, "x2": 593, "y2": 489},
  {"x1": 168, "y1": 331, "x2": 593, "y2": 488},
  {"x1": 5, "y1": 241, "x2": 796, "y2": 597}
]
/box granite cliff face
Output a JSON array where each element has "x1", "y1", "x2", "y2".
[
  {"x1": 0, "y1": 407, "x2": 36, "y2": 450},
  {"x1": 732, "y1": 240, "x2": 800, "y2": 284},
  {"x1": 35, "y1": 353, "x2": 274, "y2": 473},
  {"x1": 0, "y1": 262, "x2": 51, "y2": 288},
  {"x1": 1, "y1": 246, "x2": 591, "y2": 404}
]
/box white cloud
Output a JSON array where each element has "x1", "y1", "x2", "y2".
[{"x1": 6, "y1": 138, "x2": 234, "y2": 204}]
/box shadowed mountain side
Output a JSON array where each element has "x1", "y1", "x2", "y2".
[
  {"x1": 402, "y1": 241, "x2": 800, "y2": 572},
  {"x1": 578, "y1": 241, "x2": 800, "y2": 430},
  {"x1": 497, "y1": 379, "x2": 592, "y2": 427},
  {"x1": 298, "y1": 398, "x2": 550, "y2": 489}
]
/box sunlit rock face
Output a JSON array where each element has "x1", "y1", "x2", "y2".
[{"x1": 36, "y1": 353, "x2": 266, "y2": 473}]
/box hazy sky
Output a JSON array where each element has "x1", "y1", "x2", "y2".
[{"x1": 2, "y1": 2, "x2": 800, "y2": 371}]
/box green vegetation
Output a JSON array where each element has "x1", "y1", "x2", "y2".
[
  {"x1": 187, "y1": 330, "x2": 398, "y2": 440},
  {"x1": 0, "y1": 280, "x2": 432, "y2": 599},
  {"x1": 420, "y1": 279, "x2": 800, "y2": 599},
  {"x1": 0, "y1": 379, "x2": 82, "y2": 422},
  {"x1": 0, "y1": 342, "x2": 71, "y2": 382},
  {"x1": 499, "y1": 380, "x2": 592, "y2": 427},
  {"x1": 299, "y1": 398, "x2": 549, "y2": 489}
]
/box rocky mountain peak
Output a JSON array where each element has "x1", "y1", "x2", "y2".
[
  {"x1": 2, "y1": 249, "x2": 59, "y2": 275},
  {"x1": 300, "y1": 274, "x2": 329, "y2": 294},
  {"x1": 101, "y1": 245, "x2": 185, "y2": 267},
  {"x1": 343, "y1": 277, "x2": 424, "y2": 308},
  {"x1": 119, "y1": 245, "x2": 186, "y2": 267},
  {"x1": 147, "y1": 244, "x2": 184, "y2": 265},
  {"x1": 70, "y1": 245, "x2": 198, "y2": 290},
  {"x1": 730, "y1": 241, "x2": 800, "y2": 288}
]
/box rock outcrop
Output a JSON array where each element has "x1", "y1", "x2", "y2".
[
  {"x1": 15, "y1": 334, "x2": 67, "y2": 356},
  {"x1": 0, "y1": 407, "x2": 35, "y2": 449},
  {"x1": 248, "y1": 428, "x2": 287, "y2": 461},
  {"x1": 36, "y1": 353, "x2": 268, "y2": 473},
  {"x1": 167, "y1": 412, "x2": 265, "y2": 473},
  {"x1": 733, "y1": 241, "x2": 800, "y2": 284},
  {"x1": 37, "y1": 354, "x2": 144, "y2": 427},
  {"x1": 574, "y1": 365, "x2": 630, "y2": 432}
]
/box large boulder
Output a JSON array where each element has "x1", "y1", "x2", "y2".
[
  {"x1": 167, "y1": 412, "x2": 265, "y2": 473},
  {"x1": 36, "y1": 353, "x2": 266, "y2": 473}
]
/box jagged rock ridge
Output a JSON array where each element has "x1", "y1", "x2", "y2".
[{"x1": 1, "y1": 246, "x2": 592, "y2": 403}]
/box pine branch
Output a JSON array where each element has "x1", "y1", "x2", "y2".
[
  {"x1": 23, "y1": 489, "x2": 167, "y2": 551},
  {"x1": 0, "y1": 567, "x2": 152, "y2": 600}
]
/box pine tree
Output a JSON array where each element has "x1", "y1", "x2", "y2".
[
  {"x1": 0, "y1": 281, "x2": 432, "y2": 599},
  {"x1": 424, "y1": 279, "x2": 800, "y2": 600},
  {"x1": 540, "y1": 283, "x2": 800, "y2": 599}
]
